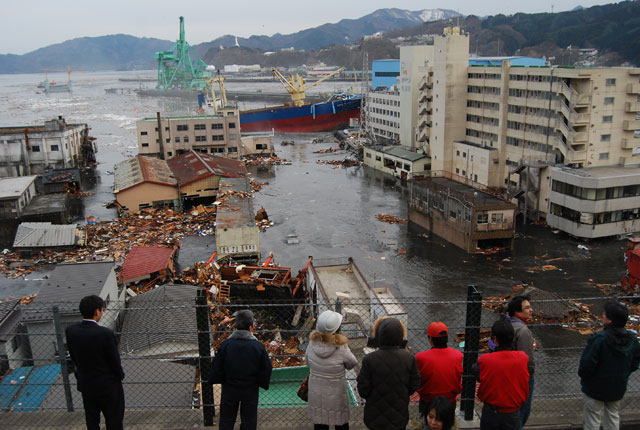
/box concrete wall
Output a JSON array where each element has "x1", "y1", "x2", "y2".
[
  {"x1": 116, "y1": 183, "x2": 178, "y2": 214},
  {"x1": 399, "y1": 45, "x2": 433, "y2": 149},
  {"x1": 452, "y1": 142, "x2": 500, "y2": 187},
  {"x1": 180, "y1": 176, "x2": 220, "y2": 200},
  {"x1": 362, "y1": 147, "x2": 429, "y2": 179},
  {"x1": 216, "y1": 225, "x2": 260, "y2": 259}
]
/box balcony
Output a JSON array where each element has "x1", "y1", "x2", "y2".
[
  {"x1": 568, "y1": 150, "x2": 587, "y2": 162},
  {"x1": 627, "y1": 83, "x2": 640, "y2": 94},
  {"x1": 576, "y1": 94, "x2": 592, "y2": 106},
  {"x1": 625, "y1": 101, "x2": 640, "y2": 112},
  {"x1": 623, "y1": 119, "x2": 640, "y2": 130},
  {"x1": 572, "y1": 113, "x2": 590, "y2": 124},
  {"x1": 622, "y1": 138, "x2": 639, "y2": 149}
]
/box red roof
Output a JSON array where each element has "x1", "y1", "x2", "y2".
[
  {"x1": 167, "y1": 150, "x2": 247, "y2": 186},
  {"x1": 120, "y1": 246, "x2": 176, "y2": 283}
]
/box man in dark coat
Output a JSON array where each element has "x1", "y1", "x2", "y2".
[
  {"x1": 208, "y1": 310, "x2": 272, "y2": 430},
  {"x1": 579, "y1": 300, "x2": 640, "y2": 430},
  {"x1": 356, "y1": 317, "x2": 421, "y2": 430},
  {"x1": 65, "y1": 295, "x2": 125, "y2": 430}
]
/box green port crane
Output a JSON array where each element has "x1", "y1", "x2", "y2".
[{"x1": 155, "y1": 16, "x2": 211, "y2": 91}]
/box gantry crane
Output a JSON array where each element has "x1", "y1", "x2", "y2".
[
  {"x1": 272, "y1": 67, "x2": 345, "y2": 107},
  {"x1": 204, "y1": 71, "x2": 229, "y2": 114}
]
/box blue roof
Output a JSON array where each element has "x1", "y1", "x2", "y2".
[
  {"x1": 0, "y1": 365, "x2": 61, "y2": 412},
  {"x1": 469, "y1": 56, "x2": 547, "y2": 67}
]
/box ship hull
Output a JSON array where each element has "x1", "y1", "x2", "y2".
[{"x1": 240, "y1": 96, "x2": 361, "y2": 133}]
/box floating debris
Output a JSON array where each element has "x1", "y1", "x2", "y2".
[
  {"x1": 313, "y1": 147, "x2": 340, "y2": 154},
  {"x1": 376, "y1": 214, "x2": 408, "y2": 224},
  {"x1": 316, "y1": 159, "x2": 361, "y2": 168}
]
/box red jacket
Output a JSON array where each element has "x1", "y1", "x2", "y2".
[
  {"x1": 415, "y1": 347, "x2": 463, "y2": 403},
  {"x1": 477, "y1": 350, "x2": 529, "y2": 413}
]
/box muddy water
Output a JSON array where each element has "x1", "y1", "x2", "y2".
[{"x1": 0, "y1": 71, "x2": 634, "y2": 396}]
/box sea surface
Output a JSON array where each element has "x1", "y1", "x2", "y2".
[{"x1": 0, "y1": 70, "x2": 634, "y2": 396}]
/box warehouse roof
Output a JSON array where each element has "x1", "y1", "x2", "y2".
[
  {"x1": 0, "y1": 176, "x2": 37, "y2": 200},
  {"x1": 167, "y1": 150, "x2": 247, "y2": 186},
  {"x1": 120, "y1": 246, "x2": 176, "y2": 284},
  {"x1": 114, "y1": 155, "x2": 176, "y2": 193},
  {"x1": 13, "y1": 222, "x2": 81, "y2": 248}
]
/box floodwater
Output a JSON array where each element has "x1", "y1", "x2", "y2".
[{"x1": 0, "y1": 71, "x2": 634, "y2": 396}]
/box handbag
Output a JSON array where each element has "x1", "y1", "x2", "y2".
[{"x1": 296, "y1": 374, "x2": 309, "y2": 402}]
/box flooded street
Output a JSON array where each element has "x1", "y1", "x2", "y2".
[{"x1": 0, "y1": 71, "x2": 634, "y2": 394}]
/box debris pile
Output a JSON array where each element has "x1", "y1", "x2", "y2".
[
  {"x1": 244, "y1": 155, "x2": 291, "y2": 166},
  {"x1": 250, "y1": 179, "x2": 268, "y2": 192},
  {"x1": 280, "y1": 140, "x2": 295, "y2": 146},
  {"x1": 313, "y1": 147, "x2": 340, "y2": 154},
  {"x1": 316, "y1": 159, "x2": 362, "y2": 168},
  {"x1": 376, "y1": 214, "x2": 408, "y2": 224}
]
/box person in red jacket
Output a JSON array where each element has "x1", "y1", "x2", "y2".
[
  {"x1": 415, "y1": 322, "x2": 463, "y2": 417},
  {"x1": 476, "y1": 317, "x2": 530, "y2": 430}
]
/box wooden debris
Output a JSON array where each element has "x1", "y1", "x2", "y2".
[{"x1": 376, "y1": 214, "x2": 408, "y2": 224}]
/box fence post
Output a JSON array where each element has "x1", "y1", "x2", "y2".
[
  {"x1": 196, "y1": 289, "x2": 215, "y2": 426},
  {"x1": 460, "y1": 285, "x2": 482, "y2": 421},
  {"x1": 52, "y1": 305, "x2": 74, "y2": 412}
]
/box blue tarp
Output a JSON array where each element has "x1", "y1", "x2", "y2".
[
  {"x1": 11, "y1": 364, "x2": 61, "y2": 412},
  {"x1": 0, "y1": 366, "x2": 32, "y2": 410}
]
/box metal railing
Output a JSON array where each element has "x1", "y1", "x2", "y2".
[{"x1": 1, "y1": 294, "x2": 639, "y2": 429}]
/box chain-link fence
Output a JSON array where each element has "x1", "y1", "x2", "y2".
[{"x1": 1, "y1": 292, "x2": 639, "y2": 429}]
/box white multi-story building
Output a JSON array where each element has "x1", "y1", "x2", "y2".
[
  {"x1": 0, "y1": 117, "x2": 94, "y2": 177},
  {"x1": 394, "y1": 27, "x2": 640, "y2": 238},
  {"x1": 367, "y1": 89, "x2": 401, "y2": 144}
]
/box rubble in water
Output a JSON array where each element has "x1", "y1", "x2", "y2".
[
  {"x1": 316, "y1": 159, "x2": 361, "y2": 168},
  {"x1": 313, "y1": 147, "x2": 340, "y2": 154},
  {"x1": 376, "y1": 214, "x2": 408, "y2": 224},
  {"x1": 243, "y1": 155, "x2": 291, "y2": 166}
]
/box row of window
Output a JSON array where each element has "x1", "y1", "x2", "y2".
[
  {"x1": 454, "y1": 167, "x2": 479, "y2": 183},
  {"x1": 370, "y1": 107, "x2": 399, "y2": 117},
  {"x1": 465, "y1": 128, "x2": 498, "y2": 142},
  {"x1": 218, "y1": 244, "x2": 258, "y2": 254},
  {"x1": 509, "y1": 74, "x2": 562, "y2": 83},
  {"x1": 506, "y1": 136, "x2": 553, "y2": 154},
  {"x1": 31, "y1": 145, "x2": 59, "y2": 152},
  {"x1": 469, "y1": 73, "x2": 501, "y2": 80},
  {"x1": 370, "y1": 98, "x2": 400, "y2": 107},
  {"x1": 551, "y1": 180, "x2": 640, "y2": 200},
  {"x1": 468, "y1": 86, "x2": 501, "y2": 96},
  {"x1": 467, "y1": 100, "x2": 500, "y2": 111},
  {"x1": 506, "y1": 120, "x2": 556, "y2": 136},
  {"x1": 550, "y1": 203, "x2": 640, "y2": 225},
  {"x1": 466, "y1": 114, "x2": 499, "y2": 127},
  {"x1": 141, "y1": 123, "x2": 236, "y2": 135},
  {"x1": 371, "y1": 117, "x2": 399, "y2": 128}
]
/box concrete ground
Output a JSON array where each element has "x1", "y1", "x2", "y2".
[{"x1": 1, "y1": 398, "x2": 640, "y2": 429}]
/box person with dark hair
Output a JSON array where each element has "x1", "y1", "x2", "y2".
[
  {"x1": 579, "y1": 300, "x2": 640, "y2": 430},
  {"x1": 356, "y1": 317, "x2": 421, "y2": 430},
  {"x1": 65, "y1": 295, "x2": 125, "y2": 430},
  {"x1": 306, "y1": 310, "x2": 357, "y2": 430},
  {"x1": 208, "y1": 309, "x2": 272, "y2": 430},
  {"x1": 507, "y1": 295, "x2": 535, "y2": 429},
  {"x1": 415, "y1": 322, "x2": 463, "y2": 415},
  {"x1": 424, "y1": 396, "x2": 457, "y2": 430},
  {"x1": 475, "y1": 318, "x2": 529, "y2": 430}
]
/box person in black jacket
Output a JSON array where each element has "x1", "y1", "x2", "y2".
[
  {"x1": 65, "y1": 295, "x2": 125, "y2": 430},
  {"x1": 356, "y1": 317, "x2": 421, "y2": 430},
  {"x1": 579, "y1": 300, "x2": 640, "y2": 430},
  {"x1": 208, "y1": 310, "x2": 272, "y2": 430}
]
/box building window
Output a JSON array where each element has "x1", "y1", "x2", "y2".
[
  {"x1": 141, "y1": 143, "x2": 149, "y2": 147},
  {"x1": 32, "y1": 145, "x2": 40, "y2": 152},
  {"x1": 166, "y1": 138, "x2": 170, "y2": 143},
  {"x1": 212, "y1": 123, "x2": 223, "y2": 129},
  {"x1": 195, "y1": 136, "x2": 207, "y2": 142},
  {"x1": 183, "y1": 136, "x2": 189, "y2": 143},
  {"x1": 403, "y1": 163, "x2": 410, "y2": 171},
  {"x1": 375, "y1": 156, "x2": 381, "y2": 161},
  {"x1": 599, "y1": 152, "x2": 609, "y2": 160},
  {"x1": 194, "y1": 124, "x2": 206, "y2": 130},
  {"x1": 602, "y1": 116, "x2": 613, "y2": 123},
  {"x1": 634, "y1": 130, "x2": 640, "y2": 138},
  {"x1": 455, "y1": 168, "x2": 459, "y2": 174},
  {"x1": 463, "y1": 152, "x2": 467, "y2": 158},
  {"x1": 462, "y1": 170, "x2": 466, "y2": 176},
  {"x1": 167, "y1": 151, "x2": 172, "y2": 156},
  {"x1": 50, "y1": 145, "x2": 59, "y2": 151},
  {"x1": 366, "y1": 153, "x2": 372, "y2": 158},
  {"x1": 177, "y1": 124, "x2": 189, "y2": 131},
  {"x1": 175, "y1": 137, "x2": 180, "y2": 143},
  {"x1": 605, "y1": 78, "x2": 616, "y2": 86},
  {"x1": 477, "y1": 213, "x2": 488, "y2": 224},
  {"x1": 601, "y1": 134, "x2": 611, "y2": 142},
  {"x1": 141, "y1": 131, "x2": 148, "y2": 136},
  {"x1": 604, "y1": 97, "x2": 614, "y2": 105},
  {"x1": 229, "y1": 122, "x2": 236, "y2": 128},
  {"x1": 228, "y1": 147, "x2": 238, "y2": 153},
  {"x1": 256, "y1": 144, "x2": 267, "y2": 150},
  {"x1": 491, "y1": 213, "x2": 504, "y2": 223},
  {"x1": 229, "y1": 134, "x2": 237, "y2": 140},
  {"x1": 456, "y1": 150, "x2": 460, "y2": 156}
]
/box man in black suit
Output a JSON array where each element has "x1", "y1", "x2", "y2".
[{"x1": 66, "y1": 295, "x2": 125, "y2": 430}]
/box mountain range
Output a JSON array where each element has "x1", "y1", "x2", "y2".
[{"x1": 0, "y1": 2, "x2": 638, "y2": 74}]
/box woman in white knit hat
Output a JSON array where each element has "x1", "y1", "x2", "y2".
[{"x1": 305, "y1": 310, "x2": 358, "y2": 430}]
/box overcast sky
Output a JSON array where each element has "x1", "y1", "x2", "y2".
[{"x1": 1, "y1": 0, "x2": 619, "y2": 55}]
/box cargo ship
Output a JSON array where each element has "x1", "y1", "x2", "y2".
[
  {"x1": 202, "y1": 67, "x2": 361, "y2": 133},
  {"x1": 239, "y1": 93, "x2": 361, "y2": 133}
]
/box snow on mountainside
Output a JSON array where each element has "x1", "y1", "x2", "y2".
[{"x1": 418, "y1": 9, "x2": 462, "y2": 22}]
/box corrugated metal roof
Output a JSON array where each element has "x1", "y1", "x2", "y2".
[
  {"x1": 382, "y1": 146, "x2": 428, "y2": 162},
  {"x1": 0, "y1": 176, "x2": 37, "y2": 200},
  {"x1": 21, "y1": 261, "x2": 115, "y2": 322},
  {"x1": 113, "y1": 155, "x2": 176, "y2": 193},
  {"x1": 13, "y1": 222, "x2": 80, "y2": 248},
  {"x1": 120, "y1": 246, "x2": 176, "y2": 283},
  {"x1": 0, "y1": 299, "x2": 21, "y2": 342},
  {"x1": 120, "y1": 284, "x2": 200, "y2": 355},
  {"x1": 167, "y1": 150, "x2": 247, "y2": 186}
]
